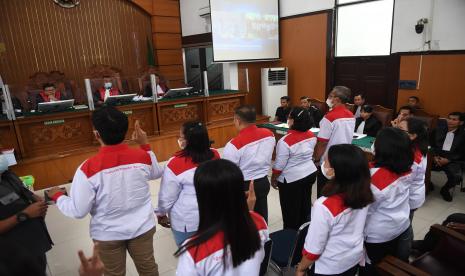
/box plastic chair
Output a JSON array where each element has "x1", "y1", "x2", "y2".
[
  {"x1": 269, "y1": 221, "x2": 310, "y2": 275},
  {"x1": 259, "y1": 239, "x2": 273, "y2": 276}
]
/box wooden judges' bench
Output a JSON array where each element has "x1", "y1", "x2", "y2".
[{"x1": 5, "y1": 91, "x2": 267, "y2": 190}]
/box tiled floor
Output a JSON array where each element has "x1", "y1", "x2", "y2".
[{"x1": 38, "y1": 163, "x2": 465, "y2": 276}]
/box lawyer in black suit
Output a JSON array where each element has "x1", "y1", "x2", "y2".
[{"x1": 430, "y1": 112, "x2": 465, "y2": 201}]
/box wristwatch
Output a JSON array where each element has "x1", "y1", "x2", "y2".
[{"x1": 16, "y1": 212, "x2": 29, "y2": 223}]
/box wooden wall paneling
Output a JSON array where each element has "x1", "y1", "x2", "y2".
[
  {"x1": 206, "y1": 94, "x2": 246, "y2": 125},
  {"x1": 132, "y1": 0, "x2": 153, "y2": 14},
  {"x1": 14, "y1": 111, "x2": 94, "y2": 158},
  {"x1": 157, "y1": 98, "x2": 205, "y2": 134},
  {"x1": 397, "y1": 54, "x2": 465, "y2": 117},
  {"x1": 152, "y1": 0, "x2": 180, "y2": 17},
  {"x1": 0, "y1": 0, "x2": 152, "y2": 103},
  {"x1": 156, "y1": 49, "x2": 183, "y2": 65},
  {"x1": 151, "y1": 16, "x2": 181, "y2": 33},
  {"x1": 117, "y1": 103, "x2": 157, "y2": 139},
  {"x1": 0, "y1": 120, "x2": 21, "y2": 159},
  {"x1": 158, "y1": 65, "x2": 185, "y2": 80},
  {"x1": 153, "y1": 33, "x2": 182, "y2": 49},
  {"x1": 169, "y1": 79, "x2": 186, "y2": 88}
]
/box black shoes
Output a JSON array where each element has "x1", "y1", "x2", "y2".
[{"x1": 440, "y1": 186, "x2": 453, "y2": 202}]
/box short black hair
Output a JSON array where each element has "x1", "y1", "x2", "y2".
[
  {"x1": 354, "y1": 93, "x2": 365, "y2": 100},
  {"x1": 374, "y1": 127, "x2": 413, "y2": 174},
  {"x1": 361, "y1": 105, "x2": 373, "y2": 113},
  {"x1": 300, "y1": 96, "x2": 309, "y2": 101},
  {"x1": 42, "y1": 83, "x2": 55, "y2": 90},
  {"x1": 323, "y1": 144, "x2": 374, "y2": 209},
  {"x1": 332, "y1": 86, "x2": 351, "y2": 104},
  {"x1": 234, "y1": 105, "x2": 256, "y2": 123},
  {"x1": 288, "y1": 107, "x2": 311, "y2": 132},
  {"x1": 92, "y1": 106, "x2": 128, "y2": 145},
  {"x1": 280, "y1": 96, "x2": 290, "y2": 102},
  {"x1": 398, "y1": 105, "x2": 413, "y2": 114},
  {"x1": 409, "y1": 96, "x2": 420, "y2": 102},
  {"x1": 449, "y1": 111, "x2": 464, "y2": 122}
]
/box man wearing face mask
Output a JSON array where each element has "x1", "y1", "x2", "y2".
[
  {"x1": 93, "y1": 76, "x2": 120, "y2": 106},
  {"x1": 0, "y1": 154, "x2": 53, "y2": 275},
  {"x1": 47, "y1": 107, "x2": 163, "y2": 275},
  {"x1": 313, "y1": 86, "x2": 355, "y2": 198}
]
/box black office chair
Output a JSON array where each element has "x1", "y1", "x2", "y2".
[
  {"x1": 269, "y1": 221, "x2": 310, "y2": 275},
  {"x1": 259, "y1": 239, "x2": 273, "y2": 276}
]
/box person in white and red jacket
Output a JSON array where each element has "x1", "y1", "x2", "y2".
[
  {"x1": 175, "y1": 159, "x2": 269, "y2": 276},
  {"x1": 363, "y1": 127, "x2": 414, "y2": 275},
  {"x1": 155, "y1": 121, "x2": 220, "y2": 246},
  {"x1": 313, "y1": 86, "x2": 355, "y2": 198},
  {"x1": 296, "y1": 144, "x2": 373, "y2": 276},
  {"x1": 47, "y1": 107, "x2": 163, "y2": 276},
  {"x1": 398, "y1": 118, "x2": 428, "y2": 220},
  {"x1": 223, "y1": 105, "x2": 275, "y2": 222},
  {"x1": 271, "y1": 107, "x2": 317, "y2": 230}
]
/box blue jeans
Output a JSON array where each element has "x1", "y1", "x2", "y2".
[{"x1": 172, "y1": 229, "x2": 196, "y2": 247}]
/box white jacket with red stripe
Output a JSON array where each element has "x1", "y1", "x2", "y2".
[
  {"x1": 155, "y1": 149, "x2": 220, "y2": 232},
  {"x1": 409, "y1": 148, "x2": 427, "y2": 210},
  {"x1": 176, "y1": 212, "x2": 269, "y2": 276},
  {"x1": 273, "y1": 130, "x2": 317, "y2": 183},
  {"x1": 365, "y1": 166, "x2": 412, "y2": 243},
  {"x1": 317, "y1": 105, "x2": 355, "y2": 165},
  {"x1": 223, "y1": 125, "x2": 275, "y2": 181},
  {"x1": 54, "y1": 144, "x2": 163, "y2": 241},
  {"x1": 302, "y1": 194, "x2": 368, "y2": 274}
]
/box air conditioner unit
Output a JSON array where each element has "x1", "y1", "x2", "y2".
[{"x1": 261, "y1": 67, "x2": 288, "y2": 120}]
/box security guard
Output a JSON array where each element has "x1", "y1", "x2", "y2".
[{"x1": 0, "y1": 154, "x2": 52, "y2": 275}]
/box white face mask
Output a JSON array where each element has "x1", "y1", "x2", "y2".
[
  {"x1": 104, "y1": 82, "x2": 112, "y2": 89},
  {"x1": 321, "y1": 160, "x2": 334, "y2": 180},
  {"x1": 177, "y1": 138, "x2": 186, "y2": 149},
  {"x1": 0, "y1": 155, "x2": 9, "y2": 174},
  {"x1": 326, "y1": 98, "x2": 334, "y2": 108}
]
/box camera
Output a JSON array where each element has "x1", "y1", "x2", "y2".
[{"x1": 415, "y1": 18, "x2": 428, "y2": 34}]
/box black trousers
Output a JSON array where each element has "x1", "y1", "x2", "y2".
[
  {"x1": 244, "y1": 176, "x2": 271, "y2": 222},
  {"x1": 278, "y1": 172, "x2": 317, "y2": 230},
  {"x1": 316, "y1": 168, "x2": 328, "y2": 198},
  {"x1": 362, "y1": 226, "x2": 413, "y2": 276},
  {"x1": 308, "y1": 265, "x2": 358, "y2": 276},
  {"x1": 432, "y1": 161, "x2": 463, "y2": 188}
]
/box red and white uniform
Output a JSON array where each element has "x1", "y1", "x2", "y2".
[
  {"x1": 155, "y1": 149, "x2": 220, "y2": 232},
  {"x1": 52, "y1": 144, "x2": 163, "y2": 241},
  {"x1": 176, "y1": 212, "x2": 269, "y2": 276},
  {"x1": 223, "y1": 125, "x2": 275, "y2": 181},
  {"x1": 302, "y1": 194, "x2": 368, "y2": 275},
  {"x1": 409, "y1": 148, "x2": 427, "y2": 210},
  {"x1": 317, "y1": 105, "x2": 355, "y2": 164},
  {"x1": 365, "y1": 166, "x2": 412, "y2": 243},
  {"x1": 273, "y1": 130, "x2": 317, "y2": 183}
]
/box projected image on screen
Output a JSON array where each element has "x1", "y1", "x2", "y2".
[{"x1": 210, "y1": 0, "x2": 279, "y2": 62}]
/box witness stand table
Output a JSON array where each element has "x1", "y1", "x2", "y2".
[{"x1": 257, "y1": 122, "x2": 375, "y2": 155}]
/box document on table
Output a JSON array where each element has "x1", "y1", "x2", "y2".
[{"x1": 353, "y1": 133, "x2": 367, "y2": 140}]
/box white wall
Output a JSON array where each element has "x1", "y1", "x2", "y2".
[
  {"x1": 392, "y1": 0, "x2": 465, "y2": 52},
  {"x1": 180, "y1": 0, "x2": 211, "y2": 37},
  {"x1": 279, "y1": 0, "x2": 335, "y2": 18}
]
